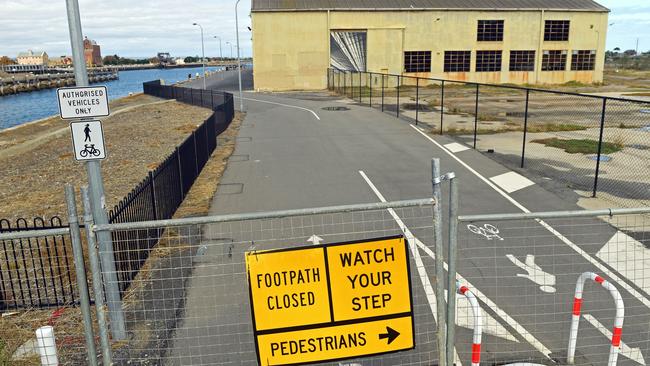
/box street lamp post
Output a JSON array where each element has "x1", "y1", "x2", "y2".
[
  {"x1": 235, "y1": 0, "x2": 244, "y2": 111},
  {"x1": 193, "y1": 22, "x2": 206, "y2": 90},
  {"x1": 226, "y1": 42, "x2": 233, "y2": 60},
  {"x1": 213, "y1": 36, "x2": 223, "y2": 62}
]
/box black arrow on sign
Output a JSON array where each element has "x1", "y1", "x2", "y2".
[{"x1": 378, "y1": 326, "x2": 400, "y2": 345}]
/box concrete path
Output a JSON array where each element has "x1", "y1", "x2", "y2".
[{"x1": 166, "y1": 72, "x2": 650, "y2": 366}]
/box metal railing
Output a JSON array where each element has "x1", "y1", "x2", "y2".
[{"x1": 328, "y1": 68, "x2": 650, "y2": 208}]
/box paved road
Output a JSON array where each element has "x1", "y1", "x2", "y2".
[{"x1": 166, "y1": 72, "x2": 650, "y2": 366}]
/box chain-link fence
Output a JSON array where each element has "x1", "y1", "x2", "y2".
[
  {"x1": 454, "y1": 208, "x2": 650, "y2": 366},
  {"x1": 328, "y1": 69, "x2": 650, "y2": 209}
]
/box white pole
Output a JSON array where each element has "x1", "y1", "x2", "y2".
[
  {"x1": 193, "y1": 22, "x2": 206, "y2": 89},
  {"x1": 35, "y1": 326, "x2": 59, "y2": 366},
  {"x1": 235, "y1": 0, "x2": 244, "y2": 112}
]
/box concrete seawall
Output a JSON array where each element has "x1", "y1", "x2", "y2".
[{"x1": 0, "y1": 71, "x2": 118, "y2": 96}]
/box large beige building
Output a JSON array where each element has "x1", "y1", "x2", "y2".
[
  {"x1": 251, "y1": 0, "x2": 609, "y2": 91},
  {"x1": 16, "y1": 50, "x2": 49, "y2": 66}
]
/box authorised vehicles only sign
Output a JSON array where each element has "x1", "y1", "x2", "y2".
[
  {"x1": 57, "y1": 86, "x2": 109, "y2": 119},
  {"x1": 246, "y1": 235, "x2": 414, "y2": 365}
]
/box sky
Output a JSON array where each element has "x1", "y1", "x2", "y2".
[{"x1": 0, "y1": 0, "x2": 647, "y2": 60}]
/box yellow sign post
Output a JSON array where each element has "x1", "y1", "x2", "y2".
[{"x1": 246, "y1": 236, "x2": 414, "y2": 365}]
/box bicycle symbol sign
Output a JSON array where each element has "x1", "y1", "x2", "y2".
[{"x1": 70, "y1": 120, "x2": 106, "y2": 161}]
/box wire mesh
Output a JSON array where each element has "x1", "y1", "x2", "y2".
[
  {"x1": 456, "y1": 212, "x2": 650, "y2": 366},
  {"x1": 102, "y1": 205, "x2": 441, "y2": 365}
]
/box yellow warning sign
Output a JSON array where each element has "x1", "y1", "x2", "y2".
[{"x1": 246, "y1": 236, "x2": 414, "y2": 365}]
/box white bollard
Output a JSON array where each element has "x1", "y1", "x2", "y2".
[
  {"x1": 35, "y1": 326, "x2": 59, "y2": 366},
  {"x1": 458, "y1": 284, "x2": 482, "y2": 366}
]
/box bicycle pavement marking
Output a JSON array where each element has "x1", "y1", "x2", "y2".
[
  {"x1": 410, "y1": 124, "x2": 650, "y2": 309},
  {"x1": 359, "y1": 170, "x2": 553, "y2": 360}
]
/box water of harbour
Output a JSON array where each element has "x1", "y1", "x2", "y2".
[{"x1": 0, "y1": 66, "x2": 222, "y2": 130}]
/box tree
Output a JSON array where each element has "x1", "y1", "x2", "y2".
[
  {"x1": 613, "y1": 47, "x2": 620, "y2": 52},
  {"x1": 184, "y1": 56, "x2": 200, "y2": 63},
  {"x1": 0, "y1": 56, "x2": 16, "y2": 66},
  {"x1": 103, "y1": 54, "x2": 121, "y2": 65}
]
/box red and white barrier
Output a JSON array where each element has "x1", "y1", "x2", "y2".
[
  {"x1": 567, "y1": 272, "x2": 625, "y2": 366},
  {"x1": 458, "y1": 284, "x2": 482, "y2": 366}
]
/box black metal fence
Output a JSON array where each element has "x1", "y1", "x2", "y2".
[
  {"x1": 0, "y1": 217, "x2": 77, "y2": 310},
  {"x1": 328, "y1": 68, "x2": 650, "y2": 207},
  {"x1": 0, "y1": 81, "x2": 235, "y2": 309},
  {"x1": 110, "y1": 80, "x2": 234, "y2": 292}
]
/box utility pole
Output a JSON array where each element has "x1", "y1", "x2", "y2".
[
  {"x1": 64, "y1": 0, "x2": 126, "y2": 340},
  {"x1": 193, "y1": 22, "x2": 206, "y2": 90},
  {"x1": 636, "y1": 38, "x2": 639, "y2": 55},
  {"x1": 214, "y1": 36, "x2": 223, "y2": 61},
  {"x1": 235, "y1": 0, "x2": 244, "y2": 112}
]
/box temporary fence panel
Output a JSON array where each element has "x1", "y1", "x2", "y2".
[
  {"x1": 95, "y1": 200, "x2": 443, "y2": 365},
  {"x1": 454, "y1": 210, "x2": 650, "y2": 366}
]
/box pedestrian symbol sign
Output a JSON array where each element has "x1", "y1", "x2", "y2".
[
  {"x1": 246, "y1": 236, "x2": 414, "y2": 365},
  {"x1": 70, "y1": 120, "x2": 106, "y2": 161}
]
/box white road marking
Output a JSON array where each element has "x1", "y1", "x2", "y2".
[
  {"x1": 444, "y1": 142, "x2": 471, "y2": 153},
  {"x1": 359, "y1": 170, "x2": 463, "y2": 365},
  {"x1": 307, "y1": 234, "x2": 324, "y2": 245},
  {"x1": 506, "y1": 254, "x2": 556, "y2": 293},
  {"x1": 235, "y1": 96, "x2": 321, "y2": 120},
  {"x1": 597, "y1": 231, "x2": 650, "y2": 296},
  {"x1": 410, "y1": 124, "x2": 650, "y2": 309},
  {"x1": 467, "y1": 223, "x2": 504, "y2": 241},
  {"x1": 583, "y1": 314, "x2": 646, "y2": 365},
  {"x1": 490, "y1": 171, "x2": 536, "y2": 193},
  {"x1": 444, "y1": 289, "x2": 518, "y2": 342}
]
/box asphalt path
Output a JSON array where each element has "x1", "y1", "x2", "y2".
[{"x1": 166, "y1": 71, "x2": 650, "y2": 366}]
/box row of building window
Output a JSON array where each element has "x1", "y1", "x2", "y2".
[
  {"x1": 477, "y1": 20, "x2": 571, "y2": 42},
  {"x1": 404, "y1": 50, "x2": 596, "y2": 73}
]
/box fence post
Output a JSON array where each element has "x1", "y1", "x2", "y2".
[
  {"x1": 416, "y1": 78, "x2": 420, "y2": 126},
  {"x1": 473, "y1": 84, "x2": 479, "y2": 149},
  {"x1": 431, "y1": 158, "x2": 448, "y2": 366},
  {"x1": 521, "y1": 89, "x2": 530, "y2": 168},
  {"x1": 446, "y1": 172, "x2": 459, "y2": 366},
  {"x1": 397, "y1": 75, "x2": 401, "y2": 118},
  {"x1": 593, "y1": 98, "x2": 608, "y2": 198},
  {"x1": 64, "y1": 185, "x2": 98, "y2": 366},
  {"x1": 176, "y1": 147, "x2": 184, "y2": 200},
  {"x1": 359, "y1": 71, "x2": 362, "y2": 103},
  {"x1": 369, "y1": 73, "x2": 372, "y2": 107},
  {"x1": 440, "y1": 80, "x2": 445, "y2": 135},
  {"x1": 81, "y1": 187, "x2": 113, "y2": 366},
  {"x1": 148, "y1": 171, "x2": 158, "y2": 220},
  {"x1": 193, "y1": 131, "x2": 199, "y2": 177},
  {"x1": 381, "y1": 74, "x2": 385, "y2": 112}
]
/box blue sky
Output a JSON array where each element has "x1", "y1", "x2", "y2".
[{"x1": 0, "y1": 0, "x2": 647, "y2": 59}]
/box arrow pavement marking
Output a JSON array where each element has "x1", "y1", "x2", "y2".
[
  {"x1": 359, "y1": 170, "x2": 463, "y2": 366},
  {"x1": 359, "y1": 170, "x2": 553, "y2": 360},
  {"x1": 444, "y1": 289, "x2": 518, "y2": 342},
  {"x1": 583, "y1": 314, "x2": 646, "y2": 365},
  {"x1": 410, "y1": 124, "x2": 650, "y2": 310},
  {"x1": 379, "y1": 327, "x2": 400, "y2": 345},
  {"x1": 307, "y1": 234, "x2": 324, "y2": 245}
]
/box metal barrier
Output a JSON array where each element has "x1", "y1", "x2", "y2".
[
  {"x1": 328, "y1": 68, "x2": 650, "y2": 209},
  {"x1": 457, "y1": 284, "x2": 482, "y2": 366},
  {"x1": 568, "y1": 272, "x2": 625, "y2": 366}
]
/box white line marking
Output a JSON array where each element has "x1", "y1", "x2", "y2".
[
  {"x1": 597, "y1": 231, "x2": 650, "y2": 296},
  {"x1": 583, "y1": 314, "x2": 646, "y2": 365},
  {"x1": 410, "y1": 124, "x2": 650, "y2": 309},
  {"x1": 490, "y1": 171, "x2": 535, "y2": 193},
  {"x1": 444, "y1": 142, "x2": 470, "y2": 153},
  {"x1": 359, "y1": 170, "x2": 462, "y2": 366},
  {"x1": 235, "y1": 96, "x2": 321, "y2": 120}
]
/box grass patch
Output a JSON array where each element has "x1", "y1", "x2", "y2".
[
  {"x1": 526, "y1": 123, "x2": 587, "y2": 132},
  {"x1": 623, "y1": 92, "x2": 650, "y2": 97},
  {"x1": 531, "y1": 138, "x2": 623, "y2": 154}
]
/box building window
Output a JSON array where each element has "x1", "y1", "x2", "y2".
[
  {"x1": 542, "y1": 50, "x2": 567, "y2": 71},
  {"x1": 444, "y1": 51, "x2": 471, "y2": 72},
  {"x1": 571, "y1": 50, "x2": 596, "y2": 71},
  {"x1": 544, "y1": 20, "x2": 570, "y2": 41},
  {"x1": 476, "y1": 51, "x2": 502, "y2": 72},
  {"x1": 509, "y1": 50, "x2": 536, "y2": 71},
  {"x1": 477, "y1": 20, "x2": 504, "y2": 41},
  {"x1": 404, "y1": 51, "x2": 432, "y2": 72}
]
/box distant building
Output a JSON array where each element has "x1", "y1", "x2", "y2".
[
  {"x1": 252, "y1": 0, "x2": 609, "y2": 90},
  {"x1": 84, "y1": 37, "x2": 103, "y2": 66},
  {"x1": 49, "y1": 55, "x2": 73, "y2": 67},
  {"x1": 175, "y1": 57, "x2": 186, "y2": 65},
  {"x1": 16, "y1": 50, "x2": 49, "y2": 66},
  {"x1": 158, "y1": 52, "x2": 175, "y2": 65}
]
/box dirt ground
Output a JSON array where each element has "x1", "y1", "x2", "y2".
[
  {"x1": 0, "y1": 94, "x2": 213, "y2": 221},
  {"x1": 0, "y1": 110, "x2": 244, "y2": 364}
]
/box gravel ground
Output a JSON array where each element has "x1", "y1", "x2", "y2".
[{"x1": 0, "y1": 94, "x2": 213, "y2": 221}]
